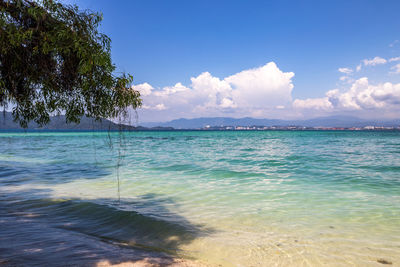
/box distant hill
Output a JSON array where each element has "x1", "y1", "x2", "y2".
[
  {"x1": 3, "y1": 112, "x2": 399, "y2": 130},
  {"x1": 0, "y1": 112, "x2": 137, "y2": 131},
  {"x1": 141, "y1": 115, "x2": 400, "y2": 129}
]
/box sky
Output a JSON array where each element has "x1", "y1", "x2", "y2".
[{"x1": 65, "y1": 0, "x2": 400, "y2": 122}]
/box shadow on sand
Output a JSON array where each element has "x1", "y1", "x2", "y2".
[{"x1": 0, "y1": 188, "x2": 214, "y2": 266}]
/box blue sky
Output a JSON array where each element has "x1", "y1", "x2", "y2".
[{"x1": 66, "y1": 0, "x2": 400, "y2": 122}]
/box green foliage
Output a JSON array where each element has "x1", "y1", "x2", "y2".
[{"x1": 0, "y1": 0, "x2": 141, "y2": 127}]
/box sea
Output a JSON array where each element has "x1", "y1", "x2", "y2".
[{"x1": 1, "y1": 130, "x2": 399, "y2": 266}]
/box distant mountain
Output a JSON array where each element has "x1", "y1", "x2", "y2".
[
  {"x1": 0, "y1": 112, "x2": 137, "y2": 131},
  {"x1": 141, "y1": 115, "x2": 400, "y2": 129},
  {"x1": 3, "y1": 112, "x2": 398, "y2": 130},
  {"x1": 141, "y1": 117, "x2": 284, "y2": 128}
]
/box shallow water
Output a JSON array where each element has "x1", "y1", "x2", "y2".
[{"x1": 1, "y1": 131, "x2": 399, "y2": 266}]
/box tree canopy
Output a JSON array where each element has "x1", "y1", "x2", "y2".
[{"x1": 0, "y1": 0, "x2": 141, "y2": 127}]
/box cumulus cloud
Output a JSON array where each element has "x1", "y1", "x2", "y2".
[
  {"x1": 154, "y1": 82, "x2": 189, "y2": 96},
  {"x1": 363, "y1": 56, "x2": 387, "y2": 66},
  {"x1": 226, "y1": 63, "x2": 294, "y2": 108},
  {"x1": 220, "y1": 98, "x2": 237, "y2": 108},
  {"x1": 293, "y1": 97, "x2": 333, "y2": 110},
  {"x1": 293, "y1": 78, "x2": 400, "y2": 113},
  {"x1": 135, "y1": 62, "x2": 295, "y2": 121},
  {"x1": 134, "y1": 82, "x2": 153, "y2": 96},
  {"x1": 135, "y1": 57, "x2": 400, "y2": 122}
]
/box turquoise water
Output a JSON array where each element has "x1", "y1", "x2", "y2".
[{"x1": 1, "y1": 131, "x2": 399, "y2": 266}]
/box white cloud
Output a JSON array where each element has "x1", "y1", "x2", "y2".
[
  {"x1": 293, "y1": 97, "x2": 333, "y2": 110},
  {"x1": 190, "y1": 72, "x2": 233, "y2": 110},
  {"x1": 226, "y1": 62, "x2": 294, "y2": 108},
  {"x1": 154, "y1": 104, "x2": 166, "y2": 110},
  {"x1": 338, "y1": 67, "x2": 355, "y2": 83},
  {"x1": 136, "y1": 58, "x2": 400, "y2": 122},
  {"x1": 137, "y1": 62, "x2": 295, "y2": 121},
  {"x1": 220, "y1": 98, "x2": 237, "y2": 108},
  {"x1": 389, "y1": 57, "x2": 400, "y2": 62},
  {"x1": 391, "y1": 63, "x2": 400, "y2": 74},
  {"x1": 338, "y1": 67, "x2": 353, "y2": 74},
  {"x1": 141, "y1": 103, "x2": 167, "y2": 110},
  {"x1": 154, "y1": 82, "x2": 189, "y2": 96},
  {"x1": 363, "y1": 56, "x2": 387, "y2": 66},
  {"x1": 293, "y1": 78, "x2": 400, "y2": 113},
  {"x1": 134, "y1": 82, "x2": 153, "y2": 96}
]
